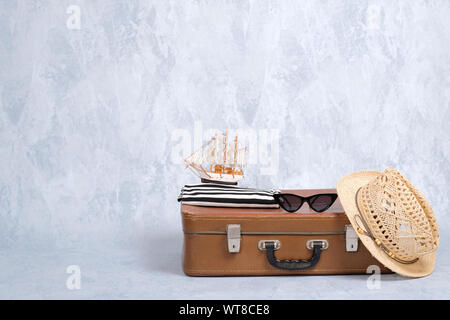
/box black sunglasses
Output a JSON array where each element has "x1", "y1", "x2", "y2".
[{"x1": 273, "y1": 192, "x2": 338, "y2": 213}]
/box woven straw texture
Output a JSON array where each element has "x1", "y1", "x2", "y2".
[
  {"x1": 337, "y1": 169, "x2": 439, "y2": 277},
  {"x1": 357, "y1": 169, "x2": 439, "y2": 261}
]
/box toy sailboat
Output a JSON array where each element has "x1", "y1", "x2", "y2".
[{"x1": 184, "y1": 131, "x2": 247, "y2": 185}]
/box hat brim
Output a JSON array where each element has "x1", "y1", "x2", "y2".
[{"x1": 337, "y1": 170, "x2": 436, "y2": 278}]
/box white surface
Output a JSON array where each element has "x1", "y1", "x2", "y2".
[
  {"x1": 1, "y1": 225, "x2": 449, "y2": 300},
  {"x1": 1, "y1": 1, "x2": 450, "y2": 299}
]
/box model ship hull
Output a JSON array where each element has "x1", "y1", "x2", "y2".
[{"x1": 199, "y1": 172, "x2": 243, "y2": 185}]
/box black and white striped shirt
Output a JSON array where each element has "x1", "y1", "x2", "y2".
[{"x1": 177, "y1": 183, "x2": 280, "y2": 208}]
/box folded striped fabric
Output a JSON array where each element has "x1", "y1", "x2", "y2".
[{"x1": 177, "y1": 183, "x2": 280, "y2": 208}]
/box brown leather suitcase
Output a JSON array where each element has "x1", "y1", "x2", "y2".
[{"x1": 181, "y1": 188, "x2": 391, "y2": 276}]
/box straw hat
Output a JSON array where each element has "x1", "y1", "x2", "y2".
[{"x1": 337, "y1": 169, "x2": 439, "y2": 278}]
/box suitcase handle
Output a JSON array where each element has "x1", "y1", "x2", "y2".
[{"x1": 263, "y1": 240, "x2": 325, "y2": 270}]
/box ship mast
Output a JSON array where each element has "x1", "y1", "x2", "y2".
[
  {"x1": 223, "y1": 131, "x2": 228, "y2": 170},
  {"x1": 233, "y1": 135, "x2": 238, "y2": 175},
  {"x1": 209, "y1": 133, "x2": 217, "y2": 172}
]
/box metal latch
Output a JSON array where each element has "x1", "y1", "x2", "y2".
[
  {"x1": 257, "y1": 240, "x2": 281, "y2": 251},
  {"x1": 227, "y1": 224, "x2": 241, "y2": 253},
  {"x1": 345, "y1": 224, "x2": 359, "y2": 252},
  {"x1": 305, "y1": 239, "x2": 329, "y2": 250}
]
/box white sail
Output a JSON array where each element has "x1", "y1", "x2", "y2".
[
  {"x1": 215, "y1": 151, "x2": 225, "y2": 165},
  {"x1": 235, "y1": 147, "x2": 246, "y2": 167},
  {"x1": 185, "y1": 147, "x2": 203, "y2": 166},
  {"x1": 226, "y1": 148, "x2": 235, "y2": 166},
  {"x1": 206, "y1": 140, "x2": 216, "y2": 165},
  {"x1": 215, "y1": 134, "x2": 226, "y2": 165},
  {"x1": 186, "y1": 140, "x2": 212, "y2": 167}
]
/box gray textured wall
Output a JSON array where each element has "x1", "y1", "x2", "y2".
[{"x1": 1, "y1": 0, "x2": 449, "y2": 248}]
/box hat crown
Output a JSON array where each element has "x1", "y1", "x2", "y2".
[{"x1": 357, "y1": 169, "x2": 439, "y2": 262}]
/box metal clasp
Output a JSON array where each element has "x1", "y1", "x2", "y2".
[
  {"x1": 258, "y1": 240, "x2": 281, "y2": 251},
  {"x1": 345, "y1": 224, "x2": 359, "y2": 252},
  {"x1": 305, "y1": 239, "x2": 329, "y2": 250},
  {"x1": 226, "y1": 224, "x2": 241, "y2": 253}
]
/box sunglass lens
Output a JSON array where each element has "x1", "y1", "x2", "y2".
[
  {"x1": 310, "y1": 195, "x2": 335, "y2": 212},
  {"x1": 278, "y1": 195, "x2": 303, "y2": 212}
]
